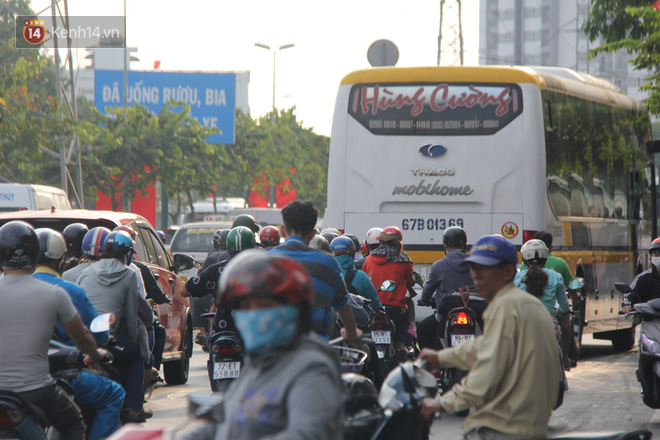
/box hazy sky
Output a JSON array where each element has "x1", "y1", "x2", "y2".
[{"x1": 30, "y1": 0, "x2": 480, "y2": 136}]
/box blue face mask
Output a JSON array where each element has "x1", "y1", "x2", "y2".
[{"x1": 233, "y1": 305, "x2": 299, "y2": 355}]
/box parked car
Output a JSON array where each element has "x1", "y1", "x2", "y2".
[
  {"x1": 168, "y1": 221, "x2": 233, "y2": 281},
  {"x1": 0, "y1": 209, "x2": 196, "y2": 385}
]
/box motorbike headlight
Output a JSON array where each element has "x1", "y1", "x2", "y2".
[{"x1": 640, "y1": 332, "x2": 660, "y2": 356}]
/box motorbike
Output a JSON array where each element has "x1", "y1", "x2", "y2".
[
  {"x1": 615, "y1": 282, "x2": 660, "y2": 408},
  {"x1": 435, "y1": 286, "x2": 485, "y2": 417},
  {"x1": 0, "y1": 340, "x2": 85, "y2": 440},
  {"x1": 201, "y1": 312, "x2": 244, "y2": 393},
  {"x1": 368, "y1": 281, "x2": 400, "y2": 383}
]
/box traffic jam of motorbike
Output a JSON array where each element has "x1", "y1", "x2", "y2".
[{"x1": 1, "y1": 205, "x2": 656, "y2": 440}]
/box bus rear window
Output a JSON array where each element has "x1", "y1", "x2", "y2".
[{"x1": 348, "y1": 82, "x2": 523, "y2": 136}]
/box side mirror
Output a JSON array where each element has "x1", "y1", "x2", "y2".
[
  {"x1": 614, "y1": 282, "x2": 632, "y2": 294},
  {"x1": 90, "y1": 313, "x2": 113, "y2": 333},
  {"x1": 379, "y1": 280, "x2": 396, "y2": 292},
  {"x1": 187, "y1": 393, "x2": 224, "y2": 423},
  {"x1": 568, "y1": 277, "x2": 584, "y2": 291},
  {"x1": 172, "y1": 253, "x2": 195, "y2": 273}
]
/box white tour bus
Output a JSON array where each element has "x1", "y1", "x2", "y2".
[
  {"x1": 326, "y1": 65, "x2": 652, "y2": 352},
  {"x1": 0, "y1": 183, "x2": 71, "y2": 213}
]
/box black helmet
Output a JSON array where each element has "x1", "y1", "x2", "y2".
[
  {"x1": 0, "y1": 221, "x2": 40, "y2": 269},
  {"x1": 62, "y1": 223, "x2": 89, "y2": 253},
  {"x1": 342, "y1": 373, "x2": 378, "y2": 415},
  {"x1": 442, "y1": 226, "x2": 467, "y2": 249},
  {"x1": 232, "y1": 214, "x2": 260, "y2": 233},
  {"x1": 213, "y1": 229, "x2": 231, "y2": 251},
  {"x1": 322, "y1": 232, "x2": 340, "y2": 244}
]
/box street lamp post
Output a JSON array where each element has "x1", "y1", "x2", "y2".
[{"x1": 254, "y1": 42, "x2": 295, "y2": 115}]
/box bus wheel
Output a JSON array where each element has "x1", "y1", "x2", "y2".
[{"x1": 611, "y1": 327, "x2": 635, "y2": 352}]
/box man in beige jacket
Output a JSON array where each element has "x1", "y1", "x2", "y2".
[{"x1": 420, "y1": 235, "x2": 561, "y2": 440}]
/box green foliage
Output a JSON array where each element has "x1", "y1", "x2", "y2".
[{"x1": 584, "y1": 2, "x2": 660, "y2": 116}]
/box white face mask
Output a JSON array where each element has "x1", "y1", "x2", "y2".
[{"x1": 652, "y1": 256, "x2": 660, "y2": 268}]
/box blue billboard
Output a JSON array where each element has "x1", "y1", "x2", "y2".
[{"x1": 94, "y1": 70, "x2": 236, "y2": 144}]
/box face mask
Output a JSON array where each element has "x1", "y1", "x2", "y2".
[
  {"x1": 652, "y1": 257, "x2": 660, "y2": 268},
  {"x1": 233, "y1": 305, "x2": 299, "y2": 355}
]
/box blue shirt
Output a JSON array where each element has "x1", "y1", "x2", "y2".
[
  {"x1": 34, "y1": 267, "x2": 109, "y2": 346},
  {"x1": 514, "y1": 267, "x2": 569, "y2": 317},
  {"x1": 270, "y1": 236, "x2": 349, "y2": 338}
]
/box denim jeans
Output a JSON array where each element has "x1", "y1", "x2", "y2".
[
  {"x1": 18, "y1": 383, "x2": 85, "y2": 440},
  {"x1": 70, "y1": 371, "x2": 125, "y2": 440}
]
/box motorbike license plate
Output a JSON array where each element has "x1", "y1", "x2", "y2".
[
  {"x1": 213, "y1": 361, "x2": 241, "y2": 379},
  {"x1": 371, "y1": 330, "x2": 391, "y2": 344},
  {"x1": 451, "y1": 334, "x2": 475, "y2": 346}
]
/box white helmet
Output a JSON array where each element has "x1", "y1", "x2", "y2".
[
  {"x1": 35, "y1": 228, "x2": 67, "y2": 261},
  {"x1": 521, "y1": 239, "x2": 549, "y2": 262},
  {"x1": 366, "y1": 227, "x2": 383, "y2": 246}
]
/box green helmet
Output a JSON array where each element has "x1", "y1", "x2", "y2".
[{"x1": 226, "y1": 226, "x2": 256, "y2": 254}]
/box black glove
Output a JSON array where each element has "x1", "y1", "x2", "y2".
[{"x1": 417, "y1": 297, "x2": 432, "y2": 307}]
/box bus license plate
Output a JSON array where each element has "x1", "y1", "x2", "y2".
[
  {"x1": 451, "y1": 334, "x2": 475, "y2": 346},
  {"x1": 213, "y1": 361, "x2": 240, "y2": 379},
  {"x1": 372, "y1": 330, "x2": 391, "y2": 344}
]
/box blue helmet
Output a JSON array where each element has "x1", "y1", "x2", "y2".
[
  {"x1": 330, "y1": 236, "x2": 355, "y2": 256},
  {"x1": 103, "y1": 230, "x2": 133, "y2": 253},
  {"x1": 81, "y1": 227, "x2": 111, "y2": 258}
]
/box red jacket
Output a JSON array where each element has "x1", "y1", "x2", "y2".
[{"x1": 362, "y1": 253, "x2": 414, "y2": 308}]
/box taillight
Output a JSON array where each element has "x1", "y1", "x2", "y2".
[
  {"x1": 0, "y1": 404, "x2": 26, "y2": 427},
  {"x1": 522, "y1": 230, "x2": 537, "y2": 244},
  {"x1": 213, "y1": 340, "x2": 242, "y2": 357},
  {"x1": 374, "y1": 312, "x2": 388, "y2": 330},
  {"x1": 451, "y1": 312, "x2": 472, "y2": 326}
]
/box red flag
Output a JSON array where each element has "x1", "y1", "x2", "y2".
[
  {"x1": 153, "y1": 60, "x2": 161, "y2": 69},
  {"x1": 654, "y1": 0, "x2": 660, "y2": 10}
]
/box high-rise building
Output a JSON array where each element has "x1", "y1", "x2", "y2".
[{"x1": 479, "y1": 0, "x2": 649, "y2": 101}]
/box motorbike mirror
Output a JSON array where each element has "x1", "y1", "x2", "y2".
[
  {"x1": 380, "y1": 280, "x2": 396, "y2": 292},
  {"x1": 568, "y1": 277, "x2": 584, "y2": 290},
  {"x1": 90, "y1": 313, "x2": 112, "y2": 333},
  {"x1": 187, "y1": 393, "x2": 224, "y2": 423},
  {"x1": 614, "y1": 282, "x2": 632, "y2": 294},
  {"x1": 172, "y1": 253, "x2": 195, "y2": 273}
]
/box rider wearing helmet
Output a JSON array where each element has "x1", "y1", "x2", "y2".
[
  {"x1": 342, "y1": 233, "x2": 365, "y2": 268},
  {"x1": 201, "y1": 229, "x2": 232, "y2": 271},
  {"x1": 0, "y1": 221, "x2": 107, "y2": 438},
  {"x1": 624, "y1": 237, "x2": 660, "y2": 312},
  {"x1": 417, "y1": 226, "x2": 476, "y2": 350},
  {"x1": 259, "y1": 225, "x2": 281, "y2": 249},
  {"x1": 514, "y1": 239, "x2": 568, "y2": 344},
  {"x1": 330, "y1": 236, "x2": 382, "y2": 311},
  {"x1": 33, "y1": 229, "x2": 125, "y2": 440},
  {"x1": 361, "y1": 226, "x2": 416, "y2": 345},
  {"x1": 183, "y1": 226, "x2": 258, "y2": 335},
  {"x1": 365, "y1": 227, "x2": 383, "y2": 254},
  {"x1": 181, "y1": 251, "x2": 343, "y2": 440},
  {"x1": 60, "y1": 222, "x2": 89, "y2": 273},
  {"x1": 77, "y1": 230, "x2": 153, "y2": 423},
  {"x1": 62, "y1": 227, "x2": 111, "y2": 283}
]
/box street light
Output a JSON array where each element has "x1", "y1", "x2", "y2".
[{"x1": 254, "y1": 42, "x2": 295, "y2": 115}]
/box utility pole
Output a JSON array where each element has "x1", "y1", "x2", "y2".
[{"x1": 437, "y1": 0, "x2": 464, "y2": 66}]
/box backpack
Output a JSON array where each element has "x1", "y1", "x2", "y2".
[{"x1": 345, "y1": 268, "x2": 360, "y2": 295}]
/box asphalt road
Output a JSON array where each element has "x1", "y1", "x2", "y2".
[{"x1": 134, "y1": 333, "x2": 660, "y2": 439}]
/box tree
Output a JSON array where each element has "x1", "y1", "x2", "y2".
[{"x1": 583, "y1": 1, "x2": 660, "y2": 115}]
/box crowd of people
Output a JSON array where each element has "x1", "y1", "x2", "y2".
[{"x1": 0, "y1": 198, "x2": 604, "y2": 440}]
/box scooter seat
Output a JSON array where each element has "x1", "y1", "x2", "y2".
[{"x1": 548, "y1": 430, "x2": 651, "y2": 440}]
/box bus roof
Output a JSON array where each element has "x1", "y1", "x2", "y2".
[{"x1": 339, "y1": 65, "x2": 643, "y2": 111}]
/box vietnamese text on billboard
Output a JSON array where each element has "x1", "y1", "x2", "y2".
[{"x1": 94, "y1": 70, "x2": 236, "y2": 144}]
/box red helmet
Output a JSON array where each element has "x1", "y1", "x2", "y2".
[
  {"x1": 361, "y1": 240, "x2": 368, "y2": 254},
  {"x1": 259, "y1": 225, "x2": 281, "y2": 247},
  {"x1": 650, "y1": 238, "x2": 660, "y2": 253},
  {"x1": 380, "y1": 226, "x2": 403, "y2": 242},
  {"x1": 113, "y1": 225, "x2": 136, "y2": 240},
  {"x1": 217, "y1": 250, "x2": 312, "y2": 307}
]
